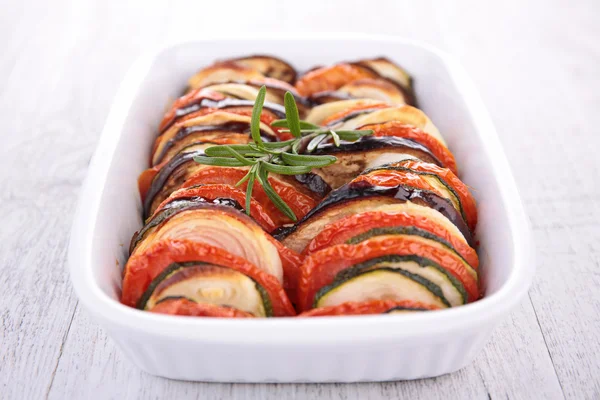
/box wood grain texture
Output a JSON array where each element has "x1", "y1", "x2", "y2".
[{"x1": 0, "y1": 0, "x2": 598, "y2": 399}]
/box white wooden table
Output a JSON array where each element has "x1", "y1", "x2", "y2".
[{"x1": 2, "y1": 0, "x2": 599, "y2": 398}]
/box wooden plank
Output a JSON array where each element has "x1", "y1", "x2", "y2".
[{"x1": 435, "y1": 0, "x2": 600, "y2": 398}]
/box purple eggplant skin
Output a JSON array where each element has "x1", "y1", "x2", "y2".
[{"x1": 274, "y1": 180, "x2": 473, "y2": 249}]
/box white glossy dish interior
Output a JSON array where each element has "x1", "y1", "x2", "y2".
[{"x1": 69, "y1": 34, "x2": 534, "y2": 382}]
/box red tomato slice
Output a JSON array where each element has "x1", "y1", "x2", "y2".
[
  {"x1": 138, "y1": 136, "x2": 250, "y2": 203},
  {"x1": 159, "y1": 89, "x2": 226, "y2": 132},
  {"x1": 298, "y1": 236, "x2": 480, "y2": 311},
  {"x1": 150, "y1": 297, "x2": 254, "y2": 318},
  {"x1": 295, "y1": 64, "x2": 377, "y2": 96},
  {"x1": 122, "y1": 239, "x2": 296, "y2": 317},
  {"x1": 180, "y1": 167, "x2": 318, "y2": 223},
  {"x1": 361, "y1": 122, "x2": 458, "y2": 174},
  {"x1": 303, "y1": 210, "x2": 478, "y2": 268},
  {"x1": 298, "y1": 300, "x2": 439, "y2": 317}
]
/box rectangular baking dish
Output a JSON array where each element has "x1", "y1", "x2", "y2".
[{"x1": 68, "y1": 33, "x2": 534, "y2": 382}]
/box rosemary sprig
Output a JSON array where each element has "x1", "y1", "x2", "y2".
[{"x1": 193, "y1": 85, "x2": 373, "y2": 221}]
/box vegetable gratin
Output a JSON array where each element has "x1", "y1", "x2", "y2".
[{"x1": 122, "y1": 54, "x2": 480, "y2": 318}]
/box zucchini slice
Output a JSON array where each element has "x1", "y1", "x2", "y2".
[
  {"x1": 332, "y1": 254, "x2": 467, "y2": 306},
  {"x1": 314, "y1": 267, "x2": 449, "y2": 309},
  {"x1": 153, "y1": 111, "x2": 276, "y2": 166},
  {"x1": 138, "y1": 262, "x2": 273, "y2": 317}
]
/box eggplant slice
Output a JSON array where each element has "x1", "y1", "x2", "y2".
[
  {"x1": 277, "y1": 181, "x2": 473, "y2": 253},
  {"x1": 351, "y1": 57, "x2": 413, "y2": 93},
  {"x1": 202, "y1": 80, "x2": 311, "y2": 117},
  {"x1": 188, "y1": 62, "x2": 265, "y2": 90},
  {"x1": 308, "y1": 136, "x2": 443, "y2": 189},
  {"x1": 138, "y1": 262, "x2": 272, "y2": 317},
  {"x1": 143, "y1": 144, "x2": 217, "y2": 219},
  {"x1": 161, "y1": 96, "x2": 286, "y2": 135},
  {"x1": 131, "y1": 202, "x2": 284, "y2": 283},
  {"x1": 223, "y1": 55, "x2": 297, "y2": 84},
  {"x1": 359, "y1": 164, "x2": 468, "y2": 227},
  {"x1": 153, "y1": 112, "x2": 276, "y2": 166}
]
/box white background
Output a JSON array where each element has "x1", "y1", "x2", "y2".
[{"x1": 1, "y1": 0, "x2": 599, "y2": 398}]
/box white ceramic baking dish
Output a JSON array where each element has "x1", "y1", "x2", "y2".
[{"x1": 68, "y1": 33, "x2": 534, "y2": 382}]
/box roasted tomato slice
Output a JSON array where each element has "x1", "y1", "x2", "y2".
[
  {"x1": 122, "y1": 239, "x2": 296, "y2": 316},
  {"x1": 298, "y1": 300, "x2": 439, "y2": 317},
  {"x1": 303, "y1": 209, "x2": 479, "y2": 268},
  {"x1": 362, "y1": 122, "x2": 458, "y2": 174},
  {"x1": 159, "y1": 89, "x2": 226, "y2": 133},
  {"x1": 295, "y1": 64, "x2": 378, "y2": 96},
  {"x1": 352, "y1": 169, "x2": 473, "y2": 231},
  {"x1": 152, "y1": 184, "x2": 281, "y2": 233},
  {"x1": 150, "y1": 297, "x2": 254, "y2": 318},
  {"x1": 180, "y1": 166, "x2": 319, "y2": 221},
  {"x1": 297, "y1": 236, "x2": 480, "y2": 311}
]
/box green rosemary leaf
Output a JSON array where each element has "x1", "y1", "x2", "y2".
[
  {"x1": 235, "y1": 170, "x2": 252, "y2": 187},
  {"x1": 291, "y1": 138, "x2": 302, "y2": 154},
  {"x1": 257, "y1": 164, "x2": 297, "y2": 221},
  {"x1": 335, "y1": 129, "x2": 374, "y2": 141},
  {"x1": 245, "y1": 171, "x2": 256, "y2": 216},
  {"x1": 283, "y1": 92, "x2": 302, "y2": 138},
  {"x1": 330, "y1": 130, "x2": 341, "y2": 147},
  {"x1": 261, "y1": 162, "x2": 313, "y2": 175},
  {"x1": 271, "y1": 119, "x2": 321, "y2": 130},
  {"x1": 193, "y1": 156, "x2": 247, "y2": 167},
  {"x1": 262, "y1": 139, "x2": 296, "y2": 149},
  {"x1": 223, "y1": 146, "x2": 256, "y2": 166},
  {"x1": 306, "y1": 133, "x2": 328, "y2": 152},
  {"x1": 251, "y1": 85, "x2": 267, "y2": 148},
  {"x1": 204, "y1": 144, "x2": 254, "y2": 157},
  {"x1": 281, "y1": 152, "x2": 337, "y2": 167}
]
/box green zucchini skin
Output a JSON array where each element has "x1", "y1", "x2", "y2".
[
  {"x1": 345, "y1": 226, "x2": 473, "y2": 269},
  {"x1": 315, "y1": 254, "x2": 468, "y2": 307},
  {"x1": 313, "y1": 266, "x2": 451, "y2": 309},
  {"x1": 136, "y1": 261, "x2": 273, "y2": 317},
  {"x1": 360, "y1": 164, "x2": 467, "y2": 225}
]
